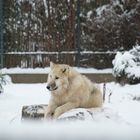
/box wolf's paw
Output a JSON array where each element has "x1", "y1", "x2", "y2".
[
  {"x1": 53, "y1": 108, "x2": 63, "y2": 119},
  {"x1": 44, "y1": 111, "x2": 54, "y2": 120}
]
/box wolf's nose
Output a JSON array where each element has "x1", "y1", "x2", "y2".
[{"x1": 46, "y1": 86, "x2": 50, "y2": 90}]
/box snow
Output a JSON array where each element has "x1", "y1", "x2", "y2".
[
  {"x1": 0, "y1": 80, "x2": 140, "y2": 139},
  {"x1": 112, "y1": 45, "x2": 140, "y2": 79},
  {"x1": 1, "y1": 67, "x2": 112, "y2": 74},
  {"x1": 43, "y1": 0, "x2": 48, "y2": 17},
  {"x1": 96, "y1": 5, "x2": 109, "y2": 17},
  {"x1": 5, "y1": 51, "x2": 116, "y2": 55},
  {"x1": 87, "y1": 10, "x2": 92, "y2": 19},
  {"x1": 0, "y1": 64, "x2": 140, "y2": 139},
  {"x1": 112, "y1": 51, "x2": 134, "y2": 76},
  {"x1": 0, "y1": 83, "x2": 49, "y2": 123},
  {"x1": 104, "y1": 82, "x2": 140, "y2": 125}
]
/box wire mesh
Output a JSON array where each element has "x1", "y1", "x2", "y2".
[{"x1": 3, "y1": 0, "x2": 139, "y2": 68}]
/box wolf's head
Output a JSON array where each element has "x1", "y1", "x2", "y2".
[{"x1": 46, "y1": 62, "x2": 70, "y2": 93}]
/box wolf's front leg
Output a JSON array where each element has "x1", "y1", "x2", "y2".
[
  {"x1": 44, "y1": 101, "x2": 57, "y2": 119},
  {"x1": 53, "y1": 102, "x2": 79, "y2": 119}
]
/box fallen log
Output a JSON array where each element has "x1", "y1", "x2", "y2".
[
  {"x1": 21, "y1": 104, "x2": 94, "y2": 121},
  {"x1": 21, "y1": 105, "x2": 128, "y2": 124},
  {"x1": 22, "y1": 104, "x2": 48, "y2": 120}
]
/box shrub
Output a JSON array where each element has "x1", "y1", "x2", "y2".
[
  {"x1": 0, "y1": 74, "x2": 5, "y2": 93},
  {"x1": 112, "y1": 44, "x2": 140, "y2": 84}
]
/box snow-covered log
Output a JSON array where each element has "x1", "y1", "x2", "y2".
[
  {"x1": 21, "y1": 104, "x2": 94, "y2": 121},
  {"x1": 22, "y1": 104, "x2": 47, "y2": 120},
  {"x1": 22, "y1": 104, "x2": 126, "y2": 124}
]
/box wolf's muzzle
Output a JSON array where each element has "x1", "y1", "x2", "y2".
[{"x1": 46, "y1": 83, "x2": 58, "y2": 91}]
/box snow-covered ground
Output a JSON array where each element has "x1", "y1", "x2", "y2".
[
  {"x1": 0, "y1": 77, "x2": 140, "y2": 139},
  {"x1": 1, "y1": 67, "x2": 112, "y2": 74}
]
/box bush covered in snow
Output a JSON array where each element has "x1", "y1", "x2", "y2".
[
  {"x1": 0, "y1": 74, "x2": 5, "y2": 93},
  {"x1": 0, "y1": 74, "x2": 11, "y2": 93},
  {"x1": 112, "y1": 45, "x2": 140, "y2": 84}
]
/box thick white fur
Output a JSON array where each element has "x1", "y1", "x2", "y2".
[{"x1": 45, "y1": 62, "x2": 103, "y2": 119}]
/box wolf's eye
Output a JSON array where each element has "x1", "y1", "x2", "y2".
[{"x1": 55, "y1": 76, "x2": 59, "y2": 80}]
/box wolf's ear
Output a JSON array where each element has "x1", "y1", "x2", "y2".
[
  {"x1": 62, "y1": 68, "x2": 67, "y2": 73},
  {"x1": 50, "y1": 61, "x2": 55, "y2": 69},
  {"x1": 61, "y1": 65, "x2": 69, "y2": 73}
]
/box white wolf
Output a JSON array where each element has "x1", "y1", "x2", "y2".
[{"x1": 45, "y1": 62, "x2": 103, "y2": 119}]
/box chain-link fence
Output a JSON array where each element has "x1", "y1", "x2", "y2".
[{"x1": 1, "y1": 0, "x2": 140, "y2": 68}]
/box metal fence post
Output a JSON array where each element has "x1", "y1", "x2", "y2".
[
  {"x1": 75, "y1": 0, "x2": 81, "y2": 67},
  {"x1": 0, "y1": 0, "x2": 4, "y2": 68}
]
